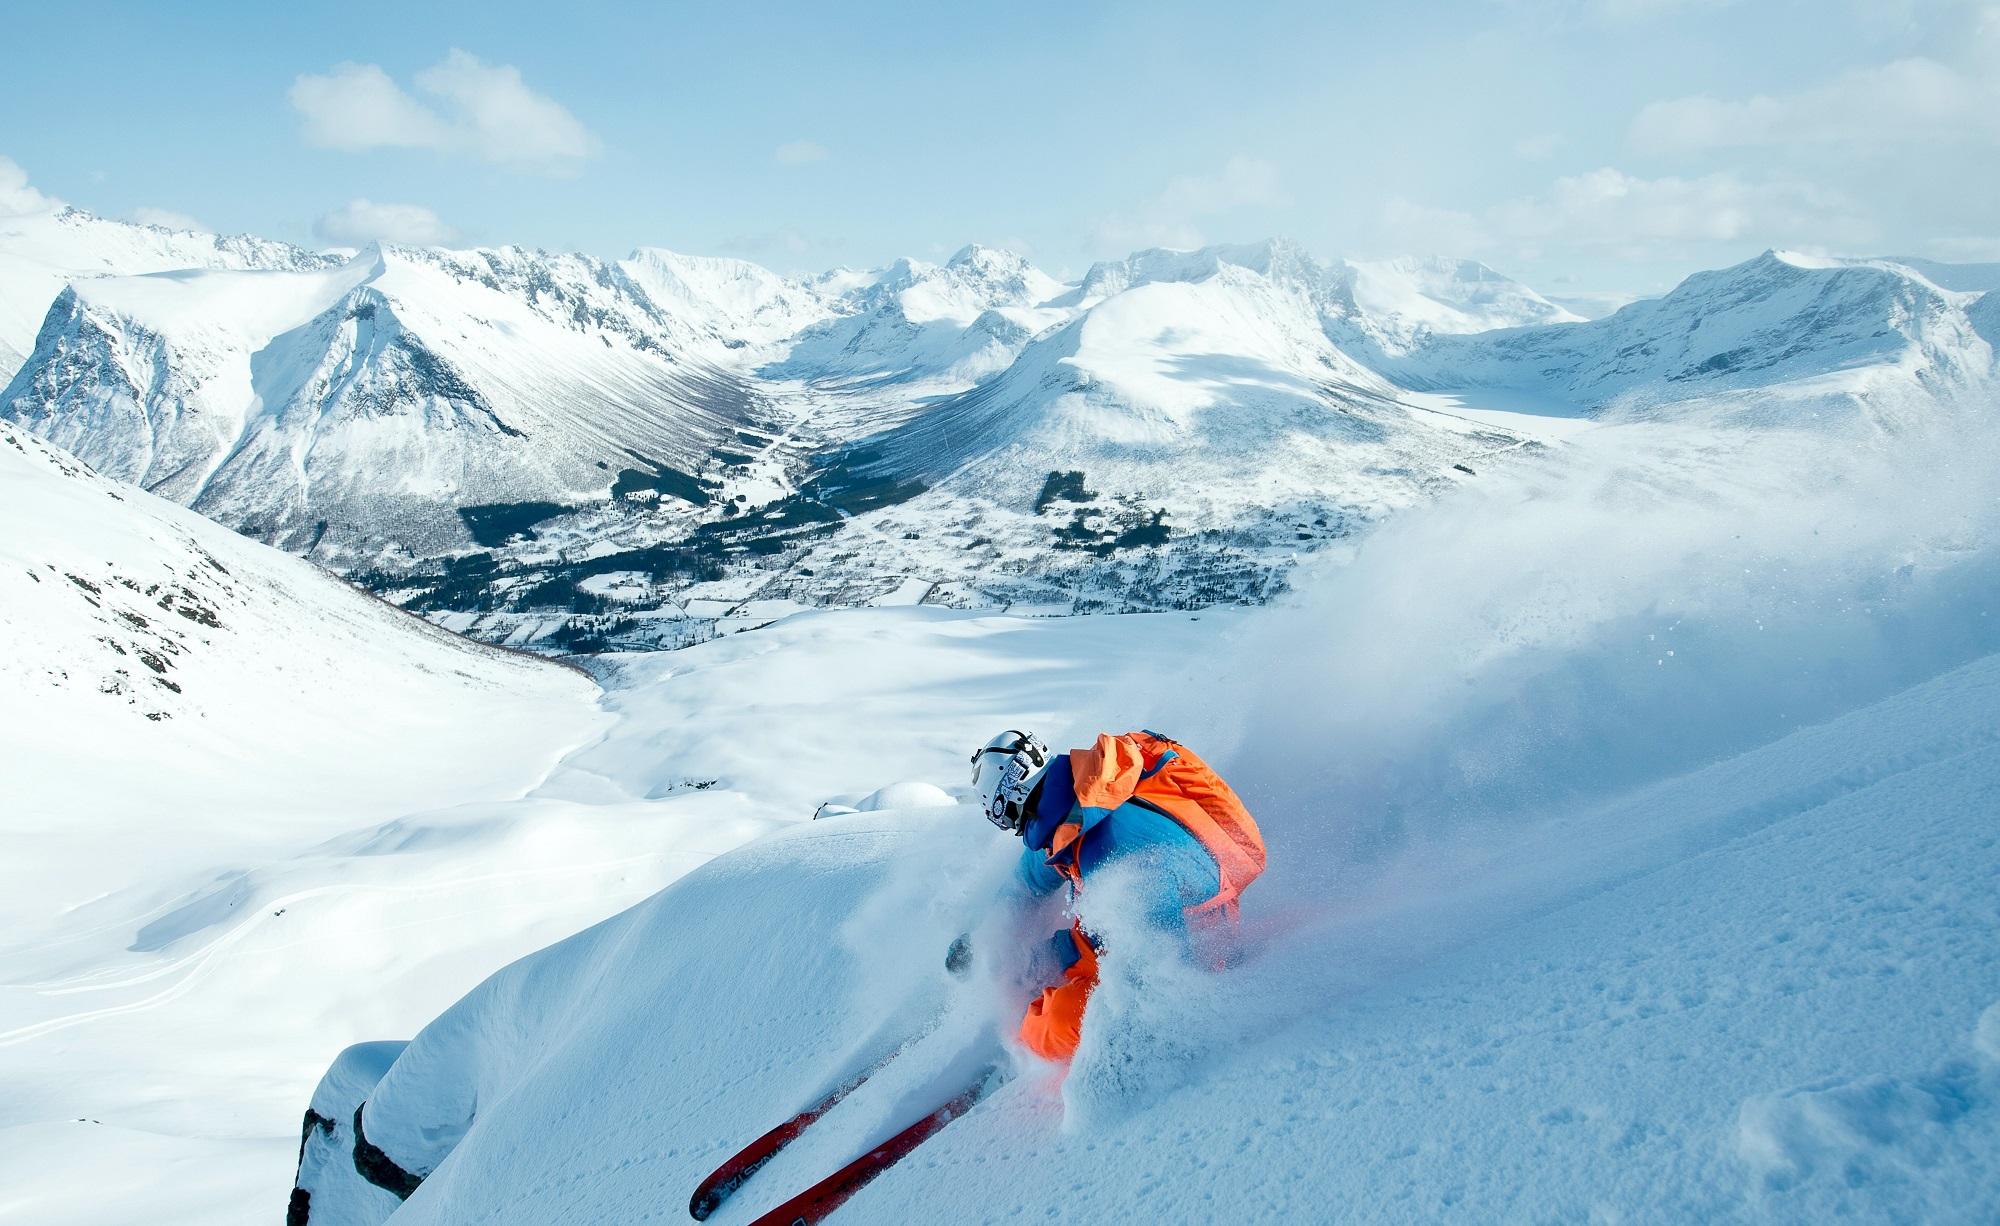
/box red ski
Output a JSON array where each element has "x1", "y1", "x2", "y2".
[
  {"x1": 745, "y1": 1066, "x2": 1001, "y2": 1226},
  {"x1": 689, "y1": 1049, "x2": 899, "y2": 1221}
]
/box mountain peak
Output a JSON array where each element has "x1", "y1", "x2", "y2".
[
  {"x1": 946, "y1": 242, "x2": 1027, "y2": 272},
  {"x1": 1075, "y1": 238, "x2": 1326, "y2": 304}
]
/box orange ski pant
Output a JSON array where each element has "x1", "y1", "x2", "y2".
[{"x1": 1018, "y1": 922, "x2": 1099, "y2": 1062}]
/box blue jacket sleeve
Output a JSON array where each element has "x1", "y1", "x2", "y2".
[{"x1": 1015, "y1": 843, "x2": 1066, "y2": 897}]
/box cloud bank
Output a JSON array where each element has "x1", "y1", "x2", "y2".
[
  {"x1": 0, "y1": 155, "x2": 58, "y2": 217},
  {"x1": 131, "y1": 206, "x2": 208, "y2": 233},
  {"x1": 313, "y1": 198, "x2": 458, "y2": 246},
  {"x1": 290, "y1": 51, "x2": 599, "y2": 175}
]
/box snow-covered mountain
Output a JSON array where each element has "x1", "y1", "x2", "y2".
[
  {"x1": 1398, "y1": 250, "x2": 1996, "y2": 415},
  {"x1": 1344, "y1": 253, "x2": 1583, "y2": 347},
  {"x1": 773, "y1": 244, "x2": 1070, "y2": 385},
  {"x1": 0, "y1": 204, "x2": 337, "y2": 381},
  {"x1": 6, "y1": 221, "x2": 1997, "y2": 650},
  {"x1": 1068, "y1": 240, "x2": 1579, "y2": 356},
  {"x1": 618, "y1": 246, "x2": 834, "y2": 354},
  {"x1": 1, "y1": 243, "x2": 776, "y2": 566},
  {"x1": 389, "y1": 240, "x2": 1568, "y2": 633},
  {"x1": 762, "y1": 241, "x2": 1538, "y2": 613}
]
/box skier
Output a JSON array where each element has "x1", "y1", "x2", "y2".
[
  {"x1": 689, "y1": 731, "x2": 1265, "y2": 1222},
  {"x1": 958, "y1": 729, "x2": 1266, "y2": 1062}
]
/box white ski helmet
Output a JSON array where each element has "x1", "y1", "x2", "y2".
[{"x1": 969, "y1": 729, "x2": 1050, "y2": 833}]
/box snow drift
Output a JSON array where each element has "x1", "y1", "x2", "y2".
[
  {"x1": 0, "y1": 422, "x2": 602, "y2": 855},
  {"x1": 0, "y1": 424, "x2": 615, "y2": 1225}
]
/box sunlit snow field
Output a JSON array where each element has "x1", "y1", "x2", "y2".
[
  {"x1": 6, "y1": 387, "x2": 2000, "y2": 1223},
  {"x1": 0, "y1": 490, "x2": 1226, "y2": 1226}
]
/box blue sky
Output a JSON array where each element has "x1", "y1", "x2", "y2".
[{"x1": 3, "y1": 0, "x2": 1995, "y2": 299}]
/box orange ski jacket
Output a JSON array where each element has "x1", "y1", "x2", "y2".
[{"x1": 1041, "y1": 730, "x2": 1266, "y2": 920}]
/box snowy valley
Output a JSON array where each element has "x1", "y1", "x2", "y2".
[
  {"x1": 3, "y1": 215, "x2": 1627, "y2": 649},
  {"x1": 5, "y1": 195, "x2": 2000, "y2": 1226},
  {"x1": 8, "y1": 207, "x2": 1993, "y2": 660}
]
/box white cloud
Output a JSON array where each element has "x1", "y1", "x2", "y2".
[
  {"x1": 1094, "y1": 156, "x2": 1290, "y2": 253},
  {"x1": 1157, "y1": 156, "x2": 1291, "y2": 215},
  {"x1": 1496, "y1": 0, "x2": 1738, "y2": 27},
  {"x1": 773, "y1": 140, "x2": 829, "y2": 165},
  {"x1": 414, "y1": 51, "x2": 599, "y2": 168},
  {"x1": 1496, "y1": 168, "x2": 1865, "y2": 246},
  {"x1": 289, "y1": 51, "x2": 598, "y2": 174},
  {"x1": 0, "y1": 155, "x2": 60, "y2": 217},
  {"x1": 1590, "y1": 0, "x2": 1735, "y2": 20},
  {"x1": 1631, "y1": 56, "x2": 2000, "y2": 155},
  {"x1": 1380, "y1": 198, "x2": 1497, "y2": 255},
  {"x1": 289, "y1": 62, "x2": 454, "y2": 153},
  {"x1": 132, "y1": 206, "x2": 208, "y2": 233},
  {"x1": 314, "y1": 198, "x2": 459, "y2": 246},
  {"x1": 1386, "y1": 168, "x2": 1868, "y2": 258},
  {"x1": 723, "y1": 228, "x2": 813, "y2": 256},
  {"x1": 1092, "y1": 216, "x2": 1207, "y2": 251},
  {"x1": 1924, "y1": 235, "x2": 2000, "y2": 262}
]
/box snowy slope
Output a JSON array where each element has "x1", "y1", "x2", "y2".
[
  {"x1": 0, "y1": 423, "x2": 630, "y2": 1225},
  {"x1": 0, "y1": 244, "x2": 774, "y2": 564},
  {"x1": 0, "y1": 204, "x2": 336, "y2": 381},
  {"x1": 0, "y1": 422, "x2": 604, "y2": 915},
  {"x1": 1070, "y1": 241, "x2": 1579, "y2": 356},
  {"x1": 772, "y1": 244, "x2": 1070, "y2": 386},
  {"x1": 0, "y1": 484, "x2": 1226, "y2": 1226},
  {"x1": 618, "y1": 247, "x2": 835, "y2": 355},
  {"x1": 296, "y1": 655, "x2": 2000, "y2": 1224},
  {"x1": 1345, "y1": 253, "x2": 1583, "y2": 347},
  {"x1": 766, "y1": 241, "x2": 1541, "y2": 612},
  {"x1": 288, "y1": 395, "x2": 2000, "y2": 1225},
  {"x1": 1398, "y1": 250, "x2": 1996, "y2": 416},
  {"x1": 289, "y1": 627, "x2": 2000, "y2": 1223}
]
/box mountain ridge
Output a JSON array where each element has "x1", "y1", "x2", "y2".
[
  {"x1": 4, "y1": 223, "x2": 1994, "y2": 649},
  {"x1": 0, "y1": 204, "x2": 341, "y2": 381}
]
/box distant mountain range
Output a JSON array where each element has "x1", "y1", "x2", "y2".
[{"x1": 3, "y1": 205, "x2": 1993, "y2": 650}]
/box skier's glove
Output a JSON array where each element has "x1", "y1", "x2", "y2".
[{"x1": 945, "y1": 933, "x2": 972, "y2": 977}]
